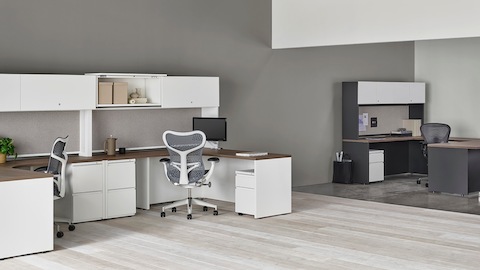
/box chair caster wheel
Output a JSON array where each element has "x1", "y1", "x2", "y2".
[
  {"x1": 238, "y1": 213, "x2": 244, "y2": 216},
  {"x1": 172, "y1": 207, "x2": 176, "y2": 213},
  {"x1": 68, "y1": 225, "x2": 75, "y2": 231},
  {"x1": 417, "y1": 180, "x2": 421, "y2": 184},
  {"x1": 187, "y1": 214, "x2": 192, "y2": 220},
  {"x1": 213, "y1": 210, "x2": 218, "y2": 216},
  {"x1": 57, "y1": 231, "x2": 64, "y2": 238},
  {"x1": 203, "y1": 206, "x2": 208, "y2": 211},
  {"x1": 425, "y1": 183, "x2": 429, "y2": 188},
  {"x1": 161, "y1": 212, "x2": 166, "y2": 217}
]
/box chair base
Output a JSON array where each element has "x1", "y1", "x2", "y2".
[
  {"x1": 54, "y1": 216, "x2": 75, "y2": 238},
  {"x1": 161, "y1": 189, "x2": 218, "y2": 219},
  {"x1": 417, "y1": 176, "x2": 429, "y2": 187}
]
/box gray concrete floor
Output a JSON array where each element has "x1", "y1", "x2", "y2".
[{"x1": 293, "y1": 175, "x2": 480, "y2": 215}]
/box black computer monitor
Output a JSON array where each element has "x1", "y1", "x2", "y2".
[{"x1": 193, "y1": 117, "x2": 227, "y2": 141}]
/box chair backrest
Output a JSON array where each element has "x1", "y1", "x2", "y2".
[
  {"x1": 420, "y1": 123, "x2": 451, "y2": 144},
  {"x1": 47, "y1": 136, "x2": 68, "y2": 198},
  {"x1": 162, "y1": 130, "x2": 206, "y2": 185}
]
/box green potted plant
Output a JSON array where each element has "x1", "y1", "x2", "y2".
[{"x1": 0, "y1": 137, "x2": 17, "y2": 164}]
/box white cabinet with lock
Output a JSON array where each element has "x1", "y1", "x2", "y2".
[
  {"x1": 357, "y1": 81, "x2": 425, "y2": 105},
  {"x1": 161, "y1": 76, "x2": 219, "y2": 108},
  {"x1": 56, "y1": 159, "x2": 136, "y2": 223},
  {"x1": 20, "y1": 74, "x2": 96, "y2": 111}
]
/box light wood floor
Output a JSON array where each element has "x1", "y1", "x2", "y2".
[{"x1": 2, "y1": 192, "x2": 480, "y2": 269}]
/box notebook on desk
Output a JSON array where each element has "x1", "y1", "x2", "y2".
[{"x1": 236, "y1": 152, "x2": 269, "y2": 157}]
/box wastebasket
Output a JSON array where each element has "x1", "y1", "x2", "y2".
[{"x1": 332, "y1": 160, "x2": 353, "y2": 184}]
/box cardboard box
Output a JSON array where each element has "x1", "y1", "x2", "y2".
[
  {"x1": 403, "y1": 119, "x2": 422, "y2": 136},
  {"x1": 98, "y1": 82, "x2": 113, "y2": 104},
  {"x1": 113, "y1": 82, "x2": 128, "y2": 104}
]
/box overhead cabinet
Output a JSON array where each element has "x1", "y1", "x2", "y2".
[
  {"x1": 161, "y1": 76, "x2": 219, "y2": 108},
  {"x1": 20, "y1": 74, "x2": 96, "y2": 111},
  {"x1": 357, "y1": 81, "x2": 425, "y2": 105},
  {"x1": 90, "y1": 73, "x2": 219, "y2": 109},
  {"x1": 0, "y1": 74, "x2": 21, "y2": 112}
]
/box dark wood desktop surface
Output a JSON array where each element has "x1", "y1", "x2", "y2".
[
  {"x1": 343, "y1": 136, "x2": 478, "y2": 144},
  {"x1": 0, "y1": 148, "x2": 291, "y2": 182}
]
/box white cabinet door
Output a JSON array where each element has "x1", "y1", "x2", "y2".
[
  {"x1": 0, "y1": 74, "x2": 21, "y2": 111},
  {"x1": 409, "y1": 82, "x2": 426, "y2": 103},
  {"x1": 377, "y1": 82, "x2": 410, "y2": 104},
  {"x1": 21, "y1": 74, "x2": 96, "y2": 111},
  {"x1": 106, "y1": 159, "x2": 136, "y2": 219},
  {"x1": 72, "y1": 192, "x2": 103, "y2": 223},
  {"x1": 69, "y1": 162, "x2": 103, "y2": 193},
  {"x1": 235, "y1": 187, "x2": 256, "y2": 215},
  {"x1": 162, "y1": 77, "x2": 219, "y2": 108},
  {"x1": 357, "y1": 82, "x2": 378, "y2": 104},
  {"x1": 106, "y1": 159, "x2": 136, "y2": 190},
  {"x1": 106, "y1": 188, "x2": 136, "y2": 218}
]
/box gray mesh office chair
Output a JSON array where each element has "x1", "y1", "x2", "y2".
[
  {"x1": 36, "y1": 136, "x2": 75, "y2": 238},
  {"x1": 159, "y1": 130, "x2": 220, "y2": 219},
  {"x1": 417, "y1": 123, "x2": 451, "y2": 187}
]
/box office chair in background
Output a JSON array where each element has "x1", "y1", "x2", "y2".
[
  {"x1": 159, "y1": 130, "x2": 220, "y2": 219},
  {"x1": 35, "y1": 136, "x2": 75, "y2": 238},
  {"x1": 417, "y1": 123, "x2": 451, "y2": 187}
]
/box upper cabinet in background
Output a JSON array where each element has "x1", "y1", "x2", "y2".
[{"x1": 357, "y1": 81, "x2": 425, "y2": 105}]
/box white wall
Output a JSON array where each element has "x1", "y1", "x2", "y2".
[
  {"x1": 415, "y1": 37, "x2": 480, "y2": 138},
  {"x1": 273, "y1": 0, "x2": 480, "y2": 49}
]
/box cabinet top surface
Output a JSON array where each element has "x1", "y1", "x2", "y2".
[{"x1": 86, "y1": 73, "x2": 167, "y2": 78}]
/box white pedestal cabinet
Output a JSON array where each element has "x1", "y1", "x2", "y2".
[{"x1": 57, "y1": 159, "x2": 136, "y2": 223}]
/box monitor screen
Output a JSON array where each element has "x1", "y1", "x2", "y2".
[{"x1": 193, "y1": 117, "x2": 227, "y2": 141}]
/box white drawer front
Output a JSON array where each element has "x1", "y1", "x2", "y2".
[
  {"x1": 235, "y1": 187, "x2": 256, "y2": 215},
  {"x1": 369, "y1": 162, "x2": 384, "y2": 182},
  {"x1": 369, "y1": 151, "x2": 384, "y2": 163},
  {"x1": 235, "y1": 174, "x2": 256, "y2": 189},
  {"x1": 107, "y1": 188, "x2": 136, "y2": 218},
  {"x1": 69, "y1": 162, "x2": 103, "y2": 193},
  {"x1": 106, "y1": 160, "x2": 136, "y2": 190},
  {"x1": 72, "y1": 192, "x2": 103, "y2": 223}
]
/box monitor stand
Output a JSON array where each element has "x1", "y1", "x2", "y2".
[{"x1": 205, "y1": 141, "x2": 220, "y2": 150}]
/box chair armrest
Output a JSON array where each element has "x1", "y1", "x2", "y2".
[
  {"x1": 207, "y1": 157, "x2": 220, "y2": 163},
  {"x1": 159, "y1": 158, "x2": 170, "y2": 164},
  {"x1": 34, "y1": 166, "x2": 48, "y2": 173}
]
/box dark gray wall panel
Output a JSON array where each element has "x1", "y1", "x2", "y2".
[{"x1": 0, "y1": 0, "x2": 414, "y2": 186}]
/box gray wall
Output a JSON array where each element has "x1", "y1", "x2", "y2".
[
  {"x1": 415, "y1": 37, "x2": 480, "y2": 138},
  {"x1": 0, "y1": 0, "x2": 414, "y2": 186}
]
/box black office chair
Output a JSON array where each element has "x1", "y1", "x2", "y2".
[
  {"x1": 417, "y1": 123, "x2": 451, "y2": 187},
  {"x1": 35, "y1": 136, "x2": 75, "y2": 238},
  {"x1": 159, "y1": 130, "x2": 220, "y2": 219}
]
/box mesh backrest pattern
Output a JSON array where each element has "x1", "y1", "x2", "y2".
[
  {"x1": 164, "y1": 132, "x2": 205, "y2": 184},
  {"x1": 47, "y1": 140, "x2": 66, "y2": 174},
  {"x1": 421, "y1": 123, "x2": 451, "y2": 144}
]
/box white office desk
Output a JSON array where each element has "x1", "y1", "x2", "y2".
[
  {"x1": 136, "y1": 148, "x2": 292, "y2": 218},
  {"x1": 0, "y1": 168, "x2": 53, "y2": 259}
]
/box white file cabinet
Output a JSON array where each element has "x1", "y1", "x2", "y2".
[
  {"x1": 369, "y1": 150, "x2": 384, "y2": 182},
  {"x1": 235, "y1": 169, "x2": 256, "y2": 216}
]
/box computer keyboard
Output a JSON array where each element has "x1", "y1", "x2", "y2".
[{"x1": 236, "y1": 152, "x2": 269, "y2": 157}]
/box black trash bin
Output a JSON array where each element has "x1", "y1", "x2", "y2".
[{"x1": 332, "y1": 160, "x2": 353, "y2": 184}]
